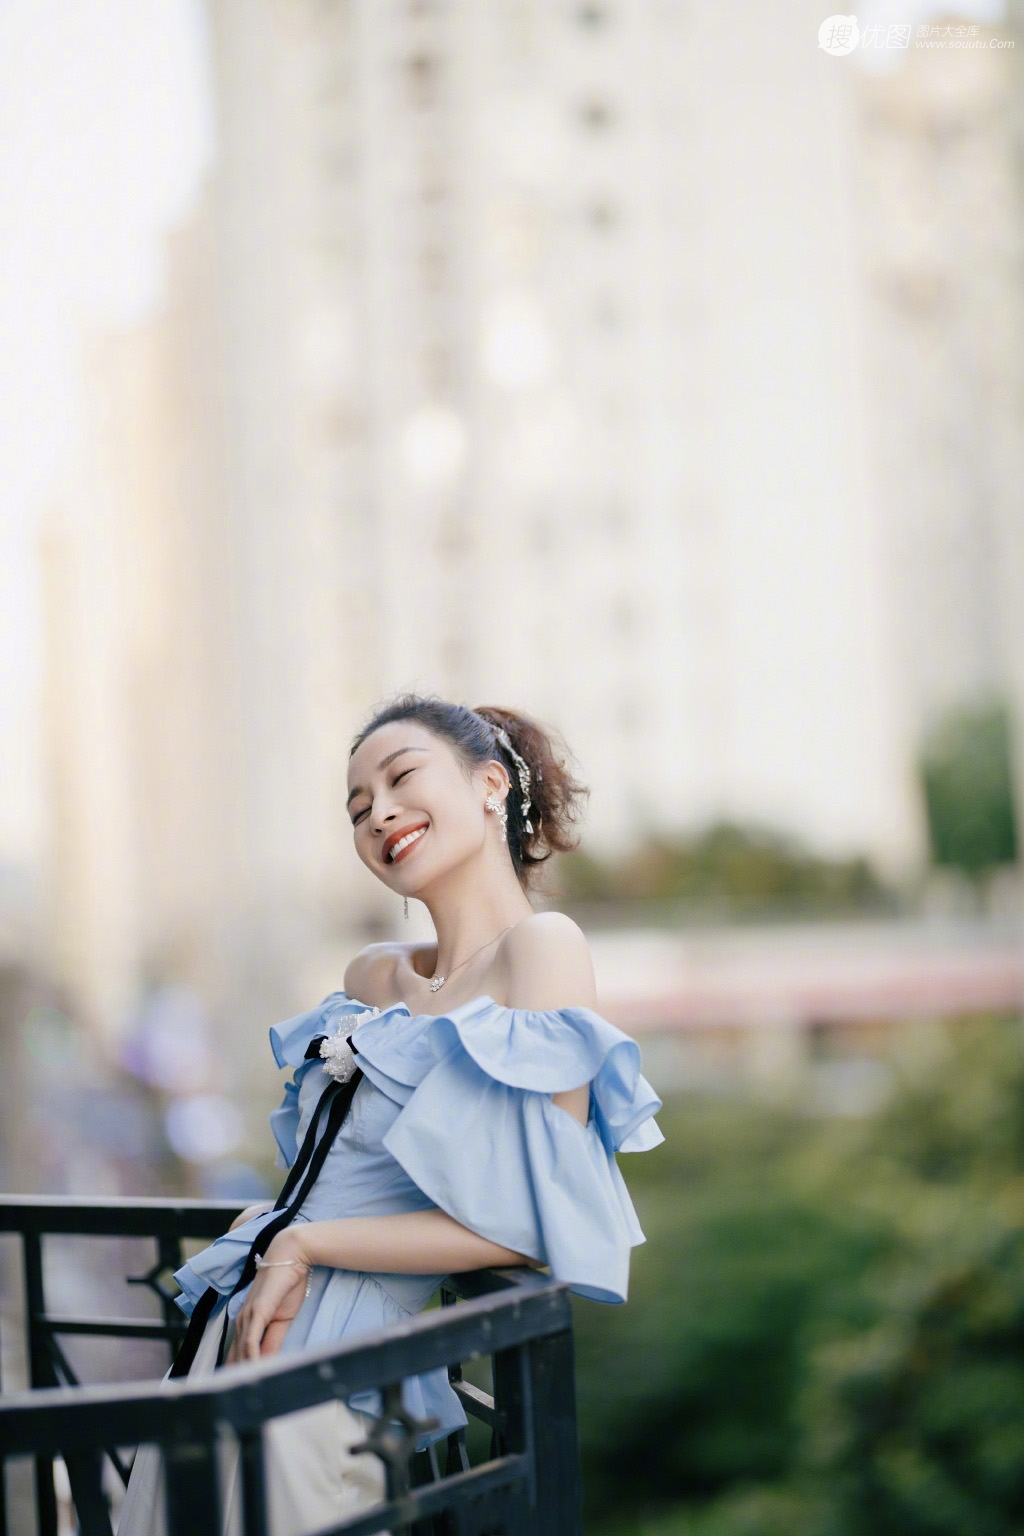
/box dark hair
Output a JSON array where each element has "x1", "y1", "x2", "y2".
[{"x1": 349, "y1": 693, "x2": 588, "y2": 888}]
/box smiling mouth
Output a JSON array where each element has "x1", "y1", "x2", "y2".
[{"x1": 384, "y1": 825, "x2": 428, "y2": 864}]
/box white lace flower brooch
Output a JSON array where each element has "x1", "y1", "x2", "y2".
[{"x1": 319, "y1": 1007, "x2": 378, "y2": 1083}]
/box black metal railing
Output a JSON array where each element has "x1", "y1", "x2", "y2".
[{"x1": 0, "y1": 1196, "x2": 582, "y2": 1536}]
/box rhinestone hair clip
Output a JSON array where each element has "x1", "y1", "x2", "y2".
[{"x1": 491, "y1": 724, "x2": 535, "y2": 835}]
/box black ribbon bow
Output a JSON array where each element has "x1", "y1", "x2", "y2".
[{"x1": 170, "y1": 1035, "x2": 363, "y2": 1376}]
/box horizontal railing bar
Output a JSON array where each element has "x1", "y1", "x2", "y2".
[
  {"x1": 312, "y1": 1451, "x2": 529, "y2": 1536},
  {"x1": 0, "y1": 1196, "x2": 247, "y2": 1239},
  {"x1": 450, "y1": 1379, "x2": 496, "y2": 1427},
  {"x1": 0, "y1": 1280, "x2": 571, "y2": 1454},
  {"x1": 444, "y1": 1265, "x2": 546, "y2": 1299},
  {"x1": 42, "y1": 1316, "x2": 184, "y2": 1341}
]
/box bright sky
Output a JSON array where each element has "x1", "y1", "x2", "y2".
[{"x1": 0, "y1": 0, "x2": 212, "y2": 868}]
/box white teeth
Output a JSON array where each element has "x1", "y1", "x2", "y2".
[{"x1": 388, "y1": 827, "x2": 426, "y2": 861}]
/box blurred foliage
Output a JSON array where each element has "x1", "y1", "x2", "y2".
[
  {"x1": 920, "y1": 702, "x2": 1018, "y2": 877},
  {"x1": 577, "y1": 1016, "x2": 1024, "y2": 1535},
  {"x1": 559, "y1": 823, "x2": 891, "y2": 921}
]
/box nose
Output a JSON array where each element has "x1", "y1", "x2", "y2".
[{"x1": 369, "y1": 800, "x2": 400, "y2": 836}]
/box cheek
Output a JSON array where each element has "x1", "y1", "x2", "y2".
[
  {"x1": 436, "y1": 800, "x2": 486, "y2": 857},
  {"x1": 352, "y1": 824, "x2": 377, "y2": 868}
]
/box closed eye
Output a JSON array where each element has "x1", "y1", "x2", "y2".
[{"x1": 350, "y1": 767, "x2": 416, "y2": 825}]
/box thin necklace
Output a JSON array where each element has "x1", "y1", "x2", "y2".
[{"x1": 430, "y1": 925, "x2": 514, "y2": 993}]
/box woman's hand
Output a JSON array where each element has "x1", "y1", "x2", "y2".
[{"x1": 225, "y1": 1230, "x2": 311, "y2": 1363}]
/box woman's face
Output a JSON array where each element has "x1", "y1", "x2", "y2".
[{"x1": 347, "y1": 720, "x2": 504, "y2": 895}]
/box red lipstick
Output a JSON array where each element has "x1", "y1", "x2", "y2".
[{"x1": 381, "y1": 821, "x2": 429, "y2": 864}]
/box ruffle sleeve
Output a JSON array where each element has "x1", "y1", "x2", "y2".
[
  {"x1": 173, "y1": 1206, "x2": 296, "y2": 1318},
  {"x1": 353, "y1": 994, "x2": 664, "y2": 1304}
]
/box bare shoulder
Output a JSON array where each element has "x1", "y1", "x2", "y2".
[
  {"x1": 343, "y1": 941, "x2": 421, "y2": 1007},
  {"x1": 499, "y1": 911, "x2": 597, "y2": 1011}
]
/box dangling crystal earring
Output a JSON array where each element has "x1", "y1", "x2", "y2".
[
  {"x1": 403, "y1": 896, "x2": 409, "y2": 920},
  {"x1": 485, "y1": 794, "x2": 508, "y2": 843}
]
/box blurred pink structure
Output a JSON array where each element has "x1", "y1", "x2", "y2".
[{"x1": 592, "y1": 921, "x2": 1024, "y2": 1036}]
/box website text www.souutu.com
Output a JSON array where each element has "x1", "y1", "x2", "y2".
[{"x1": 914, "y1": 37, "x2": 1015, "y2": 47}]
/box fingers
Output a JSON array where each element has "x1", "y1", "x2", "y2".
[
  {"x1": 223, "y1": 1269, "x2": 307, "y2": 1364},
  {"x1": 224, "y1": 1294, "x2": 266, "y2": 1363},
  {"x1": 226, "y1": 1322, "x2": 241, "y2": 1364},
  {"x1": 225, "y1": 1304, "x2": 251, "y2": 1364},
  {"x1": 261, "y1": 1319, "x2": 290, "y2": 1356},
  {"x1": 243, "y1": 1301, "x2": 269, "y2": 1360}
]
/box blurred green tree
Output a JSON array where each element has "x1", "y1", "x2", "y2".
[
  {"x1": 919, "y1": 701, "x2": 1018, "y2": 877},
  {"x1": 560, "y1": 823, "x2": 889, "y2": 920},
  {"x1": 574, "y1": 1106, "x2": 882, "y2": 1517},
  {"x1": 798, "y1": 1018, "x2": 1024, "y2": 1536},
  {"x1": 580, "y1": 1017, "x2": 1024, "y2": 1536}
]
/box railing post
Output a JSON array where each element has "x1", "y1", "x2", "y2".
[
  {"x1": 163, "y1": 1436, "x2": 221, "y2": 1536},
  {"x1": 23, "y1": 1228, "x2": 114, "y2": 1536},
  {"x1": 157, "y1": 1235, "x2": 187, "y2": 1356},
  {"x1": 22, "y1": 1230, "x2": 59, "y2": 1536},
  {"x1": 238, "y1": 1426, "x2": 269, "y2": 1536},
  {"x1": 0, "y1": 1307, "x2": 6, "y2": 1536},
  {"x1": 524, "y1": 1329, "x2": 583, "y2": 1536},
  {"x1": 440, "y1": 1284, "x2": 471, "y2": 1477},
  {"x1": 490, "y1": 1344, "x2": 531, "y2": 1535}
]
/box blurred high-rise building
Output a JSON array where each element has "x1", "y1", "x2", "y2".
[
  {"x1": 41, "y1": 195, "x2": 248, "y2": 1038},
  {"x1": 40, "y1": 0, "x2": 1024, "y2": 1042},
  {"x1": 854, "y1": 28, "x2": 1024, "y2": 774},
  {"x1": 199, "y1": 0, "x2": 915, "y2": 855}
]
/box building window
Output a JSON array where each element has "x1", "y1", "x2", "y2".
[
  {"x1": 611, "y1": 595, "x2": 638, "y2": 636},
  {"x1": 618, "y1": 696, "x2": 641, "y2": 732},
  {"x1": 529, "y1": 515, "x2": 556, "y2": 555},
  {"x1": 602, "y1": 500, "x2": 629, "y2": 537},
  {"x1": 586, "y1": 199, "x2": 619, "y2": 231},
  {"x1": 578, "y1": 98, "x2": 615, "y2": 131},
  {"x1": 419, "y1": 246, "x2": 447, "y2": 291},
  {"x1": 405, "y1": 52, "x2": 441, "y2": 111},
  {"x1": 593, "y1": 294, "x2": 622, "y2": 330}
]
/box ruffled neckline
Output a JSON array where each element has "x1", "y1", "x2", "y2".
[
  {"x1": 269, "y1": 991, "x2": 499, "y2": 1069},
  {"x1": 350, "y1": 991, "x2": 503, "y2": 1021},
  {"x1": 269, "y1": 990, "x2": 664, "y2": 1156}
]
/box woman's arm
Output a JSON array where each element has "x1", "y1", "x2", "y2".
[
  {"x1": 226, "y1": 1213, "x2": 530, "y2": 1362},
  {"x1": 295, "y1": 1210, "x2": 523, "y2": 1275}
]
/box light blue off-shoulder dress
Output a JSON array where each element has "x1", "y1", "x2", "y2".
[{"x1": 171, "y1": 990, "x2": 663, "y2": 1446}]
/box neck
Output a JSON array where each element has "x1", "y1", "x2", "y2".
[{"x1": 415, "y1": 846, "x2": 533, "y2": 977}]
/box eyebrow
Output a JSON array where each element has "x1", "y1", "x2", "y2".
[{"x1": 346, "y1": 746, "x2": 428, "y2": 808}]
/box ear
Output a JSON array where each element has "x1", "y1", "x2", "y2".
[{"x1": 478, "y1": 759, "x2": 511, "y2": 802}]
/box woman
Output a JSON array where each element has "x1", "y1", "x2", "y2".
[{"x1": 117, "y1": 696, "x2": 663, "y2": 1535}]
